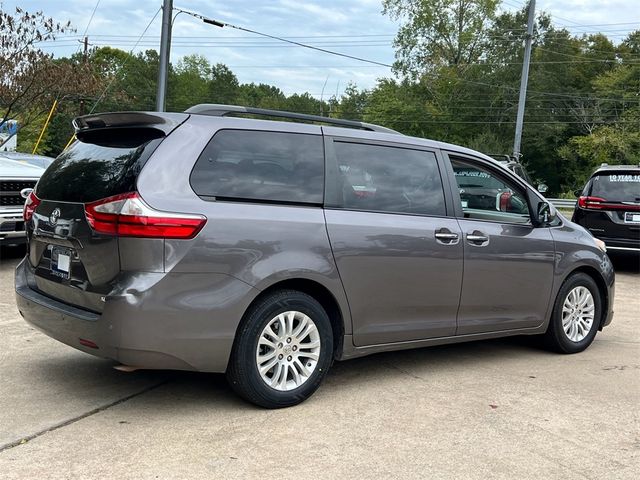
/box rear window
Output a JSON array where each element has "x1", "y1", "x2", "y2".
[
  {"x1": 590, "y1": 172, "x2": 640, "y2": 202},
  {"x1": 36, "y1": 129, "x2": 163, "y2": 203},
  {"x1": 190, "y1": 130, "x2": 324, "y2": 204}
]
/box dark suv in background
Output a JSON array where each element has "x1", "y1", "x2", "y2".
[
  {"x1": 16, "y1": 105, "x2": 615, "y2": 408},
  {"x1": 573, "y1": 164, "x2": 640, "y2": 252}
]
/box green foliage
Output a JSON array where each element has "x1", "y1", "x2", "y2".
[
  {"x1": 383, "y1": 0, "x2": 500, "y2": 76},
  {"x1": 559, "y1": 126, "x2": 640, "y2": 190},
  {"x1": 209, "y1": 63, "x2": 240, "y2": 104},
  {"x1": 13, "y1": 111, "x2": 49, "y2": 154},
  {"x1": 17, "y1": 4, "x2": 637, "y2": 196}
]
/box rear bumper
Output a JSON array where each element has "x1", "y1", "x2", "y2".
[
  {"x1": 15, "y1": 258, "x2": 258, "y2": 372},
  {"x1": 15, "y1": 261, "x2": 116, "y2": 360},
  {"x1": 600, "y1": 236, "x2": 640, "y2": 252}
]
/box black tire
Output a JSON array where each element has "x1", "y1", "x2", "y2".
[
  {"x1": 543, "y1": 273, "x2": 602, "y2": 354},
  {"x1": 226, "y1": 290, "x2": 334, "y2": 408}
]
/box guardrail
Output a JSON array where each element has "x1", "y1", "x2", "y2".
[{"x1": 549, "y1": 198, "x2": 577, "y2": 209}]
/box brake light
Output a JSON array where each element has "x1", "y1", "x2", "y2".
[
  {"x1": 84, "y1": 192, "x2": 206, "y2": 239},
  {"x1": 578, "y1": 196, "x2": 605, "y2": 209},
  {"x1": 23, "y1": 191, "x2": 41, "y2": 222},
  {"x1": 578, "y1": 196, "x2": 640, "y2": 211}
]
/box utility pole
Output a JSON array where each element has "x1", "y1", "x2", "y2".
[
  {"x1": 80, "y1": 36, "x2": 89, "y2": 115},
  {"x1": 156, "y1": 0, "x2": 173, "y2": 112},
  {"x1": 512, "y1": 0, "x2": 535, "y2": 160}
]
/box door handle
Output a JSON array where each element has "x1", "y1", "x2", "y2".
[
  {"x1": 466, "y1": 231, "x2": 489, "y2": 246},
  {"x1": 435, "y1": 229, "x2": 460, "y2": 245}
]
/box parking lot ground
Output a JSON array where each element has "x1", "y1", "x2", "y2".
[{"x1": 0, "y1": 246, "x2": 638, "y2": 479}]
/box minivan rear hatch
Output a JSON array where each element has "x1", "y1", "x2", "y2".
[
  {"x1": 579, "y1": 170, "x2": 640, "y2": 241},
  {"x1": 27, "y1": 112, "x2": 188, "y2": 312}
]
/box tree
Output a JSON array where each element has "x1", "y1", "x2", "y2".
[
  {"x1": 383, "y1": 0, "x2": 499, "y2": 77},
  {"x1": 208, "y1": 63, "x2": 240, "y2": 104},
  {"x1": 335, "y1": 83, "x2": 369, "y2": 121},
  {"x1": 0, "y1": 7, "x2": 95, "y2": 148},
  {"x1": 89, "y1": 47, "x2": 159, "y2": 112},
  {"x1": 168, "y1": 54, "x2": 211, "y2": 111}
]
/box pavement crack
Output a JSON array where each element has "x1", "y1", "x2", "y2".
[
  {"x1": 384, "y1": 362, "x2": 425, "y2": 381},
  {"x1": 0, "y1": 380, "x2": 169, "y2": 453}
]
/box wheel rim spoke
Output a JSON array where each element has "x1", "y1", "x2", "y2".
[
  {"x1": 256, "y1": 310, "x2": 322, "y2": 392},
  {"x1": 258, "y1": 337, "x2": 276, "y2": 349},
  {"x1": 290, "y1": 364, "x2": 302, "y2": 385},
  {"x1": 264, "y1": 325, "x2": 280, "y2": 342},
  {"x1": 291, "y1": 315, "x2": 309, "y2": 337},
  {"x1": 259, "y1": 356, "x2": 279, "y2": 375},
  {"x1": 294, "y1": 358, "x2": 312, "y2": 377},
  {"x1": 299, "y1": 351, "x2": 319, "y2": 362}
]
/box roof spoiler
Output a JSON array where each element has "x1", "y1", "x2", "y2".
[{"x1": 72, "y1": 112, "x2": 189, "y2": 136}]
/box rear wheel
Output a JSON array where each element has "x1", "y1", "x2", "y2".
[
  {"x1": 543, "y1": 273, "x2": 601, "y2": 353},
  {"x1": 226, "y1": 290, "x2": 333, "y2": 408}
]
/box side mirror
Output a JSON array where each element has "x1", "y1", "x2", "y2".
[
  {"x1": 20, "y1": 188, "x2": 33, "y2": 199},
  {"x1": 536, "y1": 201, "x2": 556, "y2": 226},
  {"x1": 573, "y1": 189, "x2": 582, "y2": 198},
  {"x1": 537, "y1": 183, "x2": 548, "y2": 194}
]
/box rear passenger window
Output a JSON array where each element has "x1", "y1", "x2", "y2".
[
  {"x1": 333, "y1": 142, "x2": 446, "y2": 216},
  {"x1": 190, "y1": 130, "x2": 324, "y2": 204}
]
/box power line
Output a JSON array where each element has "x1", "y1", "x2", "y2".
[
  {"x1": 89, "y1": 7, "x2": 162, "y2": 114},
  {"x1": 174, "y1": 8, "x2": 396, "y2": 68}
]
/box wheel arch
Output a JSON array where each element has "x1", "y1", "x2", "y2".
[
  {"x1": 239, "y1": 278, "x2": 346, "y2": 360},
  {"x1": 562, "y1": 265, "x2": 610, "y2": 330}
]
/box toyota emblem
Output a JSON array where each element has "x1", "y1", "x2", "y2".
[{"x1": 49, "y1": 208, "x2": 61, "y2": 225}]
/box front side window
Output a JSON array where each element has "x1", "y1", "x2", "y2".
[
  {"x1": 451, "y1": 158, "x2": 530, "y2": 224},
  {"x1": 333, "y1": 142, "x2": 446, "y2": 216},
  {"x1": 190, "y1": 130, "x2": 324, "y2": 204}
]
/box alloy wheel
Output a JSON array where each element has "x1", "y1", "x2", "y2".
[
  {"x1": 562, "y1": 286, "x2": 595, "y2": 342},
  {"x1": 255, "y1": 311, "x2": 321, "y2": 391}
]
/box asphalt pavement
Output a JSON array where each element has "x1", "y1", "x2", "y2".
[{"x1": 0, "y1": 245, "x2": 638, "y2": 479}]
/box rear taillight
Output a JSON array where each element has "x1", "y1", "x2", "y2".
[
  {"x1": 578, "y1": 196, "x2": 640, "y2": 211},
  {"x1": 84, "y1": 192, "x2": 206, "y2": 239},
  {"x1": 23, "y1": 191, "x2": 41, "y2": 222},
  {"x1": 577, "y1": 196, "x2": 606, "y2": 209}
]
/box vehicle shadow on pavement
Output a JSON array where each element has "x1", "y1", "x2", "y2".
[
  {"x1": 608, "y1": 251, "x2": 640, "y2": 274},
  {"x1": 0, "y1": 245, "x2": 26, "y2": 262},
  {"x1": 24, "y1": 335, "x2": 549, "y2": 411}
]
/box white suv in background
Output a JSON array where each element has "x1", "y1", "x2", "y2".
[{"x1": 0, "y1": 157, "x2": 44, "y2": 245}]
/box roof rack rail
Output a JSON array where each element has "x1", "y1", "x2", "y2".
[{"x1": 185, "y1": 104, "x2": 399, "y2": 134}]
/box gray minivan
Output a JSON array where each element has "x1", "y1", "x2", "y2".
[{"x1": 15, "y1": 105, "x2": 615, "y2": 408}]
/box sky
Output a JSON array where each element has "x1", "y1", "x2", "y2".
[{"x1": 4, "y1": 0, "x2": 640, "y2": 98}]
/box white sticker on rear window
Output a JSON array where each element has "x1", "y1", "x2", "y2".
[{"x1": 608, "y1": 174, "x2": 640, "y2": 182}]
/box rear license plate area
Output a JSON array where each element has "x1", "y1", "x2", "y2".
[
  {"x1": 624, "y1": 212, "x2": 640, "y2": 224},
  {"x1": 49, "y1": 245, "x2": 72, "y2": 280}
]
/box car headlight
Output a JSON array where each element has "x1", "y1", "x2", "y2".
[{"x1": 593, "y1": 237, "x2": 607, "y2": 252}]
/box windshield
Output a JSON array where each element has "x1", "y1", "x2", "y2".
[{"x1": 590, "y1": 173, "x2": 640, "y2": 203}]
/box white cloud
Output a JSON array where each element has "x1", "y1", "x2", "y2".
[{"x1": 7, "y1": 0, "x2": 639, "y2": 99}]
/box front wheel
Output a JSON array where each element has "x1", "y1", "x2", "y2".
[
  {"x1": 543, "y1": 273, "x2": 602, "y2": 354},
  {"x1": 226, "y1": 290, "x2": 333, "y2": 408}
]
